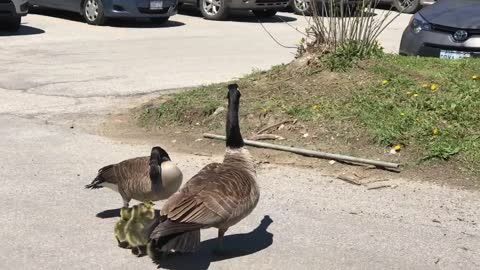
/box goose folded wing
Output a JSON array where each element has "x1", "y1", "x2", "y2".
[
  {"x1": 153, "y1": 163, "x2": 253, "y2": 235},
  {"x1": 111, "y1": 157, "x2": 149, "y2": 182}
]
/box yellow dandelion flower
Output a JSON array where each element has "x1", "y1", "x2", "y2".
[
  {"x1": 422, "y1": 83, "x2": 428, "y2": 89},
  {"x1": 430, "y1": 84, "x2": 437, "y2": 91},
  {"x1": 472, "y1": 75, "x2": 478, "y2": 80},
  {"x1": 433, "y1": 128, "x2": 439, "y2": 135},
  {"x1": 406, "y1": 91, "x2": 412, "y2": 95},
  {"x1": 394, "y1": 144, "x2": 401, "y2": 151},
  {"x1": 400, "y1": 112, "x2": 405, "y2": 116},
  {"x1": 413, "y1": 93, "x2": 419, "y2": 97},
  {"x1": 312, "y1": 105, "x2": 318, "y2": 110},
  {"x1": 382, "y1": 80, "x2": 388, "y2": 85}
]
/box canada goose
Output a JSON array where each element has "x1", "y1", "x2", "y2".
[
  {"x1": 114, "y1": 207, "x2": 132, "y2": 248},
  {"x1": 85, "y1": 146, "x2": 183, "y2": 207},
  {"x1": 125, "y1": 205, "x2": 150, "y2": 256},
  {"x1": 147, "y1": 83, "x2": 259, "y2": 255}
]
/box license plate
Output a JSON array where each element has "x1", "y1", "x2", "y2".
[
  {"x1": 150, "y1": 0, "x2": 163, "y2": 9},
  {"x1": 440, "y1": 50, "x2": 471, "y2": 60}
]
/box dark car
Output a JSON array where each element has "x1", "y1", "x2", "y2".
[
  {"x1": 179, "y1": 0, "x2": 289, "y2": 20},
  {"x1": 399, "y1": 0, "x2": 480, "y2": 59},
  {"x1": 29, "y1": 0, "x2": 177, "y2": 25}
]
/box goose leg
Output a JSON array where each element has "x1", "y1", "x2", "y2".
[{"x1": 213, "y1": 228, "x2": 228, "y2": 255}]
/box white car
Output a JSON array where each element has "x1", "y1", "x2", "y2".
[{"x1": 0, "y1": 0, "x2": 29, "y2": 32}]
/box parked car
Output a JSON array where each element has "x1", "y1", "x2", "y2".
[
  {"x1": 380, "y1": 0, "x2": 436, "y2": 14},
  {"x1": 399, "y1": 0, "x2": 480, "y2": 59},
  {"x1": 179, "y1": 0, "x2": 289, "y2": 20},
  {"x1": 29, "y1": 0, "x2": 177, "y2": 25},
  {"x1": 0, "y1": 0, "x2": 29, "y2": 32},
  {"x1": 288, "y1": 0, "x2": 435, "y2": 16}
]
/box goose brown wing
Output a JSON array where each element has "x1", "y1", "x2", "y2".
[
  {"x1": 102, "y1": 156, "x2": 149, "y2": 184},
  {"x1": 161, "y1": 163, "x2": 255, "y2": 226}
]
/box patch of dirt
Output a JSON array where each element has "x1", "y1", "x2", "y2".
[{"x1": 93, "y1": 112, "x2": 480, "y2": 191}]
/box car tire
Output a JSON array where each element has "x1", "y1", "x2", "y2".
[
  {"x1": 393, "y1": 0, "x2": 420, "y2": 14},
  {"x1": 2, "y1": 17, "x2": 21, "y2": 32},
  {"x1": 151, "y1": 17, "x2": 170, "y2": 24},
  {"x1": 289, "y1": 0, "x2": 312, "y2": 15},
  {"x1": 82, "y1": 0, "x2": 107, "y2": 25},
  {"x1": 199, "y1": 0, "x2": 229, "y2": 20},
  {"x1": 252, "y1": 9, "x2": 277, "y2": 18}
]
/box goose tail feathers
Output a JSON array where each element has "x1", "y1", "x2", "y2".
[
  {"x1": 147, "y1": 219, "x2": 202, "y2": 257},
  {"x1": 85, "y1": 164, "x2": 115, "y2": 189}
]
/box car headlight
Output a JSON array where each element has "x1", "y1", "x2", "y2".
[{"x1": 410, "y1": 13, "x2": 431, "y2": 34}]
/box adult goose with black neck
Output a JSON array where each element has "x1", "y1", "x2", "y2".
[
  {"x1": 85, "y1": 146, "x2": 183, "y2": 208},
  {"x1": 147, "y1": 83, "x2": 259, "y2": 255}
]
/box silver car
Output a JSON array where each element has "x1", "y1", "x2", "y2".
[
  {"x1": 29, "y1": 0, "x2": 177, "y2": 25},
  {"x1": 380, "y1": 0, "x2": 436, "y2": 14},
  {"x1": 399, "y1": 0, "x2": 480, "y2": 59},
  {"x1": 0, "y1": 0, "x2": 29, "y2": 31},
  {"x1": 288, "y1": 0, "x2": 435, "y2": 16}
]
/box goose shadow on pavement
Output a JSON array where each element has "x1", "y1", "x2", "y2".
[{"x1": 151, "y1": 215, "x2": 274, "y2": 270}]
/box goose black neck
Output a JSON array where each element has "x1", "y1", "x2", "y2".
[
  {"x1": 226, "y1": 89, "x2": 244, "y2": 149},
  {"x1": 149, "y1": 162, "x2": 161, "y2": 184}
]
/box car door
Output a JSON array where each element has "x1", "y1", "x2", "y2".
[
  {"x1": 34, "y1": 0, "x2": 69, "y2": 10},
  {"x1": 62, "y1": 0, "x2": 82, "y2": 12}
]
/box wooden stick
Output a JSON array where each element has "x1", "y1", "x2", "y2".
[{"x1": 203, "y1": 133, "x2": 400, "y2": 170}]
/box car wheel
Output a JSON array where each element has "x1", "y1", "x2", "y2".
[
  {"x1": 290, "y1": 0, "x2": 312, "y2": 15},
  {"x1": 252, "y1": 9, "x2": 277, "y2": 18},
  {"x1": 82, "y1": 0, "x2": 107, "y2": 25},
  {"x1": 199, "y1": 0, "x2": 229, "y2": 20},
  {"x1": 151, "y1": 17, "x2": 170, "y2": 24},
  {"x1": 393, "y1": 0, "x2": 420, "y2": 14},
  {"x1": 2, "y1": 17, "x2": 21, "y2": 32}
]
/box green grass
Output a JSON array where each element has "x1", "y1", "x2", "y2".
[
  {"x1": 137, "y1": 55, "x2": 480, "y2": 177},
  {"x1": 353, "y1": 56, "x2": 480, "y2": 167}
]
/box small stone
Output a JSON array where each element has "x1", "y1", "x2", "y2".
[
  {"x1": 278, "y1": 124, "x2": 285, "y2": 130},
  {"x1": 329, "y1": 160, "x2": 336, "y2": 165},
  {"x1": 171, "y1": 140, "x2": 177, "y2": 143},
  {"x1": 303, "y1": 133, "x2": 309, "y2": 138},
  {"x1": 195, "y1": 138, "x2": 203, "y2": 142}
]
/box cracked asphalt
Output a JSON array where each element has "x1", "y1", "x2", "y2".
[{"x1": 0, "y1": 9, "x2": 479, "y2": 270}]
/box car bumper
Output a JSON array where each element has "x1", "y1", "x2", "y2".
[
  {"x1": 227, "y1": 0, "x2": 289, "y2": 10},
  {"x1": 399, "y1": 27, "x2": 480, "y2": 58},
  {"x1": 0, "y1": 0, "x2": 28, "y2": 17},
  {"x1": 103, "y1": 0, "x2": 177, "y2": 18}
]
